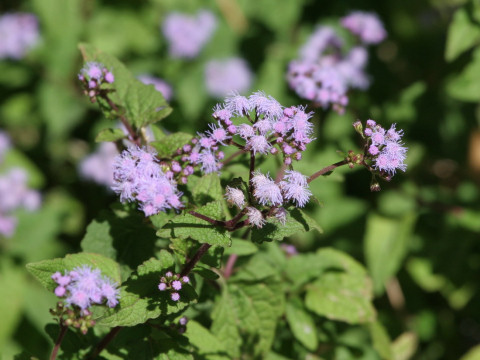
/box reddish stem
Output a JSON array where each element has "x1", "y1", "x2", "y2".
[
  {"x1": 180, "y1": 243, "x2": 212, "y2": 277},
  {"x1": 88, "y1": 326, "x2": 122, "y2": 359},
  {"x1": 50, "y1": 323, "x2": 68, "y2": 360},
  {"x1": 224, "y1": 254, "x2": 238, "y2": 279},
  {"x1": 307, "y1": 160, "x2": 348, "y2": 183},
  {"x1": 104, "y1": 96, "x2": 141, "y2": 146}
]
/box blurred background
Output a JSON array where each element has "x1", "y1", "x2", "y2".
[{"x1": 1, "y1": 0, "x2": 480, "y2": 359}]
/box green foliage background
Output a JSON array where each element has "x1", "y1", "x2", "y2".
[{"x1": 1, "y1": 0, "x2": 480, "y2": 359}]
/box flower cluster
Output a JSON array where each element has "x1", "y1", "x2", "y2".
[
  {"x1": 158, "y1": 272, "x2": 190, "y2": 302},
  {"x1": 79, "y1": 142, "x2": 119, "y2": 187},
  {"x1": 341, "y1": 11, "x2": 387, "y2": 45},
  {"x1": 205, "y1": 58, "x2": 253, "y2": 98},
  {"x1": 0, "y1": 13, "x2": 39, "y2": 60},
  {"x1": 357, "y1": 119, "x2": 407, "y2": 177},
  {"x1": 78, "y1": 62, "x2": 114, "y2": 100},
  {"x1": 138, "y1": 75, "x2": 173, "y2": 101},
  {"x1": 162, "y1": 10, "x2": 217, "y2": 59},
  {"x1": 287, "y1": 12, "x2": 386, "y2": 113},
  {"x1": 0, "y1": 156, "x2": 41, "y2": 237},
  {"x1": 52, "y1": 266, "x2": 120, "y2": 310},
  {"x1": 112, "y1": 146, "x2": 183, "y2": 216}
]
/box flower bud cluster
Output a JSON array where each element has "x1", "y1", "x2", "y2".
[
  {"x1": 0, "y1": 13, "x2": 39, "y2": 60},
  {"x1": 357, "y1": 119, "x2": 407, "y2": 177},
  {"x1": 158, "y1": 272, "x2": 190, "y2": 302},
  {"x1": 51, "y1": 265, "x2": 120, "y2": 310},
  {"x1": 0, "y1": 133, "x2": 41, "y2": 237},
  {"x1": 50, "y1": 302, "x2": 95, "y2": 335},
  {"x1": 78, "y1": 62, "x2": 114, "y2": 101},
  {"x1": 287, "y1": 11, "x2": 386, "y2": 113},
  {"x1": 112, "y1": 146, "x2": 183, "y2": 216}
]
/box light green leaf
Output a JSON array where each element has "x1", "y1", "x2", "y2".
[
  {"x1": 185, "y1": 321, "x2": 229, "y2": 359},
  {"x1": 95, "y1": 128, "x2": 126, "y2": 142},
  {"x1": 364, "y1": 213, "x2": 417, "y2": 294},
  {"x1": 150, "y1": 132, "x2": 193, "y2": 158},
  {"x1": 158, "y1": 201, "x2": 231, "y2": 247},
  {"x1": 368, "y1": 321, "x2": 393, "y2": 360},
  {"x1": 191, "y1": 173, "x2": 224, "y2": 204},
  {"x1": 224, "y1": 238, "x2": 258, "y2": 256},
  {"x1": 447, "y1": 48, "x2": 480, "y2": 102},
  {"x1": 285, "y1": 302, "x2": 318, "y2": 351},
  {"x1": 98, "y1": 253, "x2": 197, "y2": 327},
  {"x1": 251, "y1": 208, "x2": 322, "y2": 243},
  {"x1": 392, "y1": 332, "x2": 418, "y2": 360},
  {"x1": 445, "y1": 7, "x2": 480, "y2": 62},
  {"x1": 305, "y1": 272, "x2": 376, "y2": 324},
  {"x1": 26, "y1": 253, "x2": 122, "y2": 292},
  {"x1": 79, "y1": 43, "x2": 172, "y2": 128}
]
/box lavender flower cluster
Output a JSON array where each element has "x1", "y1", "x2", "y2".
[
  {"x1": 0, "y1": 12, "x2": 39, "y2": 60},
  {"x1": 78, "y1": 62, "x2": 114, "y2": 100},
  {"x1": 162, "y1": 10, "x2": 217, "y2": 59},
  {"x1": 205, "y1": 58, "x2": 253, "y2": 98},
  {"x1": 0, "y1": 131, "x2": 41, "y2": 237},
  {"x1": 52, "y1": 265, "x2": 120, "y2": 310},
  {"x1": 79, "y1": 142, "x2": 119, "y2": 188},
  {"x1": 287, "y1": 11, "x2": 386, "y2": 113},
  {"x1": 358, "y1": 119, "x2": 407, "y2": 177},
  {"x1": 158, "y1": 272, "x2": 190, "y2": 302},
  {"x1": 112, "y1": 146, "x2": 183, "y2": 216}
]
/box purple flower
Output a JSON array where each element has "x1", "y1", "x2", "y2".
[
  {"x1": 158, "y1": 282, "x2": 167, "y2": 291},
  {"x1": 162, "y1": 10, "x2": 217, "y2": 59},
  {"x1": 280, "y1": 171, "x2": 312, "y2": 207},
  {"x1": 0, "y1": 131, "x2": 11, "y2": 163},
  {"x1": 0, "y1": 13, "x2": 39, "y2": 60},
  {"x1": 252, "y1": 172, "x2": 283, "y2": 206},
  {"x1": 172, "y1": 280, "x2": 182, "y2": 291},
  {"x1": 79, "y1": 62, "x2": 114, "y2": 88},
  {"x1": 247, "y1": 207, "x2": 265, "y2": 228},
  {"x1": 246, "y1": 135, "x2": 271, "y2": 154},
  {"x1": 205, "y1": 58, "x2": 253, "y2": 97},
  {"x1": 138, "y1": 75, "x2": 173, "y2": 101},
  {"x1": 341, "y1": 11, "x2": 387, "y2": 45},
  {"x1": 79, "y1": 142, "x2": 119, "y2": 188},
  {"x1": 248, "y1": 91, "x2": 283, "y2": 120},
  {"x1": 225, "y1": 186, "x2": 245, "y2": 208},
  {"x1": 171, "y1": 292, "x2": 180, "y2": 301},
  {"x1": 225, "y1": 93, "x2": 251, "y2": 116}
]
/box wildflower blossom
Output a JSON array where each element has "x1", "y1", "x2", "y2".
[
  {"x1": 205, "y1": 58, "x2": 253, "y2": 97},
  {"x1": 247, "y1": 207, "x2": 265, "y2": 228},
  {"x1": 162, "y1": 10, "x2": 217, "y2": 59},
  {"x1": 79, "y1": 142, "x2": 119, "y2": 187},
  {"x1": 252, "y1": 172, "x2": 283, "y2": 206},
  {"x1": 341, "y1": 11, "x2": 387, "y2": 45},
  {"x1": 0, "y1": 13, "x2": 39, "y2": 60},
  {"x1": 225, "y1": 186, "x2": 245, "y2": 208},
  {"x1": 158, "y1": 272, "x2": 190, "y2": 302},
  {"x1": 280, "y1": 171, "x2": 312, "y2": 207}
]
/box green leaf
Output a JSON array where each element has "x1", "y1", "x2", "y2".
[
  {"x1": 81, "y1": 209, "x2": 158, "y2": 271},
  {"x1": 98, "y1": 253, "x2": 197, "y2": 327},
  {"x1": 26, "y1": 253, "x2": 122, "y2": 292},
  {"x1": 224, "y1": 238, "x2": 258, "y2": 256},
  {"x1": 447, "y1": 48, "x2": 480, "y2": 102},
  {"x1": 150, "y1": 132, "x2": 193, "y2": 158},
  {"x1": 95, "y1": 128, "x2": 126, "y2": 142},
  {"x1": 391, "y1": 332, "x2": 418, "y2": 360},
  {"x1": 305, "y1": 272, "x2": 376, "y2": 324},
  {"x1": 285, "y1": 302, "x2": 318, "y2": 351},
  {"x1": 157, "y1": 201, "x2": 231, "y2": 247},
  {"x1": 445, "y1": 7, "x2": 480, "y2": 62},
  {"x1": 251, "y1": 208, "x2": 322, "y2": 243},
  {"x1": 211, "y1": 281, "x2": 285, "y2": 357},
  {"x1": 185, "y1": 321, "x2": 229, "y2": 359},
  {"x1": 191, "y1": 173, "x2": 224, "y2": 204},
  {"x1": 364, "y1": 213, "x2": 417, "y2": 295},
  {"x1": 79, "y1": 43, "x2": 172, "y2": 128},
  {"x1": 368, "y1": 321, "x2": 393, "y2": 360}
]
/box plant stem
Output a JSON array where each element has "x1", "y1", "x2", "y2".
[
  {"x1": 50, "y1": 323, "x2": 68, "y2": 360},
  {"x1": 88, "y1": 326, "x2": 123, "y2": 359},
  {"x1": 104, "y1": 95, "x2": 141, "y2": 146},
  {"x1": 307, "y1": 160, "x2": 348, "y2": 183},
  {"x1": 223, "y1": 254, "x2": 238, "y2": 279},
  {"x1": 188, "y1": 211, "x2": 224, "y2": 226},
  {"x1": 181, "y1": 243, "x2": 212, "y2": 277},
  {"x1": 222, "y1": 149, "x2": 246, "y2": 165}
]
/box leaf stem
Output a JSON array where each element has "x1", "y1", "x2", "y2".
[
  {"x1": 223, "y1": 254, "x2": 238, "y2": 279},
  {"x1": 222, "y1": 149, "x2": 246, "y2": 165},
  {"x1": 50, "y1": 323, "x2": 68, "y2": 360},
  {"x1": 104, "y1": 95, "x2": 141, "y2": 146},
  {"x1": 188, "y1": 210, "x2": 224, "y2": 226},
  {"x1": 180, "y1": 243, "x2": 212, "y2": 277},
  {"x1": 87, "y1": 326, "x2": 123, "y2": 359},
  {"x1": 307, "y1": 160, "x2": 348, "y2": 183}
]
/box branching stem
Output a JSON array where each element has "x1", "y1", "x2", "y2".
[
  {"x1": 50, "y1": 323, "x2": 68, "y2": 360},
  {"x1": 180, "y1": 243, "x2": 212, "y2": 277},
  {"x1": 307, "y1": 160, "x2": 348, "y2": 183},
  {"x1": 88, "y1": 326, "x2": 122, "y2": 359}
]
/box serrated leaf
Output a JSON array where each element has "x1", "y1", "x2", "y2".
[
  {"x1": 285, "y1": 302, "x2": 318, "y2": 351},
  {"x1": 445, "y1": 7, "x2": 480, "y2": 62},
  {"x1": 368, "y1": 321, "x2": 393, "y2": 360},
  {"x1": 251, "y1": 208, "x2": 322, "y2": 243},
  {"x1": 79, "y1": 43, "x2": 172, "y2": 128},
  {"x1": 211, "y1": 281, "x2": 285, "y2": 357},
  {"x1": 149, "y1": 132, "x2": 193, "y2": 158},
  {"x1": 26, "y1": 253, "x2": 121, "y2": 292},
  {"x1": 158, "y1": 201, "x2": 231, "y2": 247},
  {"x1": 191, "y1": 173, "x2": 224, "y2": 204},
  {"x1": 98, "y1": 253, "x2": 197, "y2": 327},
  {"x1": 305, "y1": 272, "x2": 376, "y2": 324},
  {"x1": 364, "y1": 213, "x2": 416, "y2": 295},
  {"x1": 95, "y1": 127, "x2": 126, "y2": 142},
  {"x1": 185, "y1": 321, "x2": 229, "y2": 359}
]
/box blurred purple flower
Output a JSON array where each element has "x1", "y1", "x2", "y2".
[
  {"x1": 162, "y1": 10, "x2": 217, "y2": 59},
  {"x1": 79, "y1": 142, "x2": 119, "y2": 188},
  {"x1": 0, "y1": 13, "x2": 39, "y2": 60},
  {"x1": 205, "y1": 58, "x2": 253, "y2": 97},
  {"x1": 341, "y1": 11, "x2": 387, "y2": 45}
]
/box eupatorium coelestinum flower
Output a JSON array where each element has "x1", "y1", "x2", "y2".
[
  {"x1": 162, "y1": 10, "x2": 217, "y2": 59},
  {"x1": 247, "y1": 207, "x2": 265, "y2": 228},
  {"x1": 0, "y1": 13, "x2": 39, "y2": 60},
  {"x1": 158, "y1": 272, "x2": 190, "y2": 302},
  {"x1": 79, "y1": 142, "x2": 119, "y2": 188},
  {"x1": 51, "y1": 265, "x2": 120, "y2": 310},
  {"x1": 205, "y1": 58, "x2": 253, "y2": 97},
  {"x1": 359, "y1": 120, "x2": 407, "y2": 176},
  {"x1": 280, "y1": 170, "x2": 312, "y2": 207},
  {"x1": 341, "y1": 11, "x2": 387, "y2": 45},
  {"x1": 225, "y1": 186, "x2": 245, "y2": 208},
  {"x1": 112, "y1": 146, "x2": 183, "y2": 216},
  {"x1": 78, "y1": 62, "x2": 114, "y2": 86}
]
